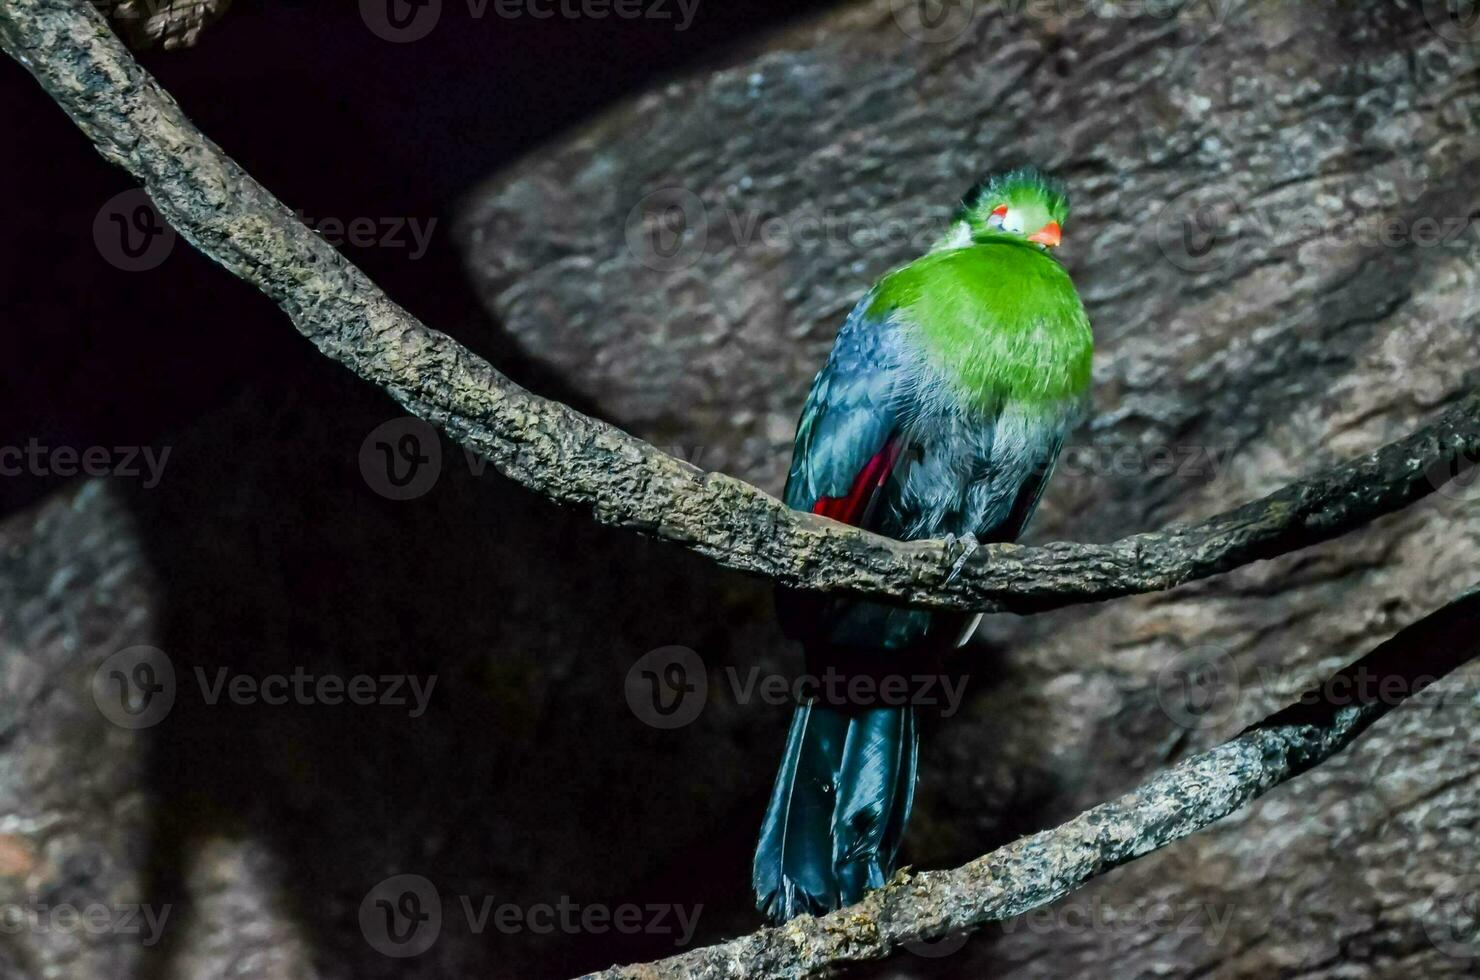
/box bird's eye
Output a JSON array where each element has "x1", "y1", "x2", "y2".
[{"x1": 988, "y1": 204, "x2": 1008, "y2": 229}]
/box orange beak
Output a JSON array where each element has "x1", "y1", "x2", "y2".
[{"x1": 1028, "y1": 221, "x2": 1062, "y2": 247}]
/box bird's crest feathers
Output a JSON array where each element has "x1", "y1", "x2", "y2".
[
  {"x1": 956, "y1": 167, "x2": 1070, "y2": 226},
  {"x1": 950, "y1": 167, "x2": 1070, "y2": 248}
]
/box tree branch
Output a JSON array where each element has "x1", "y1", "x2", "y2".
[
  {"x1": 98, "y1": 0, "x2": 230, "y2": 49},
  {"x1": 4, "y1": 0, "x2": 1477, "y2": 613},
  {"x1": 580, "y1": 587, "x2": 1480, "y2": 979}
]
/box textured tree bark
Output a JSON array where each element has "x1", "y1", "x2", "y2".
[
  {"x1": 99, "y1": 0, "x2": 229, "y2": 49},
  {"x1": 447, "y1": 2, "x2": 1480, "y2": 977},
  {"x1": 4, "y1": 2, "x2": 1480, "y2": 979},
  {"x1": 1, "y1": 0, "x2": 1476, "y2": 616},
  {"x1": 580, "y1": 587, "x2": 1480, "y2": 979}
]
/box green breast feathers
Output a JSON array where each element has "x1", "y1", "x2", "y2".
[{"x1": 866, "y1": 242, "x2": 1093, "y2": 411}]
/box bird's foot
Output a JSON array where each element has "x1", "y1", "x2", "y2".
[{"x1": 942, "y1": 533, "x2": 980, "y2": 584}]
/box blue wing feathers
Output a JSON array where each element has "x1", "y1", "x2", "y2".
[
  {"x1": 784, "y1": 294, "x2": 903, "y2": 513},
  {"x1": 759, "y1": 254, "x2": 1076, "y2": 922}
]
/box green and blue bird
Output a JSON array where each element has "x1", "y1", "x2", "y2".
[{"x1": 754, "y1": 168, "x2": 1093, "y2": 922}]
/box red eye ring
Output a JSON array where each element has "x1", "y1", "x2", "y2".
[{"x1": 991, "y1": 204, "x2": 1009, "y2": 217}]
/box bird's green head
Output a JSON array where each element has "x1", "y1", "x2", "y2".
[{"x1": 945, "y1": 167, "x2": 1070, "y2": 250}]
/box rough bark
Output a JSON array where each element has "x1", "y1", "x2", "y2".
[
  {"x1": 1, "y1": 0, "x2": 1476, "y2": 616},
  {"x1": 583, "y1": 586, "x2": 1480, "y2": 978},
  {"x1": 99, "y1": 0, "x2": 229, "y2": 49},
  {"x1": 2, "y1": 1, "x2": 1478, "y2": 979},
  {"x1": 454, "y1": 1, "x2": 1480, "y2": 977}
]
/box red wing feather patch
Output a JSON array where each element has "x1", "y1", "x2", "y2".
[{"x1": 811, "y1": 438, "x2": 903, "y2": 527}]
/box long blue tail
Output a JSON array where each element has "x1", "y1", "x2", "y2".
[{"x1": 752, "y1": 700, "x2": 918, "y2": 922}]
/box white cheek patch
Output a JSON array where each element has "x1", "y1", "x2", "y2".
[{"x1": 1002, "y1": 210, "x2": 1026, "y2": 234}]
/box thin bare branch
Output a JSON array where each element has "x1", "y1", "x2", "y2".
[
  {"x1": 3, "y1": 0, "x2": 1476, "y2": 613},
  {"x1": 580, "y1": 587, "x2": 1480, "y2": 979}
]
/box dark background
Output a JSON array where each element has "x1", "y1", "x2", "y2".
[
  {"x1": 0, "y1": 0, "x2": 828, "y2": 518},
  {"x1": 8, "y1": 4, "x2": 1478, "y2": 979},
  {"x1": 2, "y1": 5, "x2": 834, "y2": 977}
]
